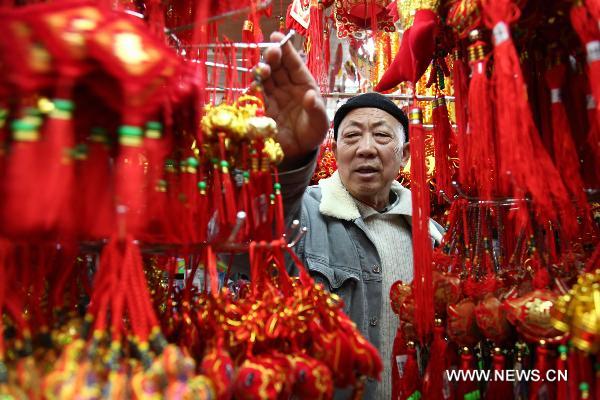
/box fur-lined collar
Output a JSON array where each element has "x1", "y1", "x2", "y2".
[{"x1": 318, "y1": 171, "x2": 443, "y2": 242}]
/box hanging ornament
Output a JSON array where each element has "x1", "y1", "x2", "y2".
[{"x1": 333, "y1": 0, "x2": 395, "y2": 38}]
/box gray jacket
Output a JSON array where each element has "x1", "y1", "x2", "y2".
[{"x1": 280, "y1": 160, "x2": 443, "y2": 399}]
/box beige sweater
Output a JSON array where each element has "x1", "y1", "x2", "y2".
[{"x1": 356, "y1": 199, "x2": 414, "y2": 400}]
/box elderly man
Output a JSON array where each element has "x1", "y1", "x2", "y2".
[{"x1": 258, "y1": 32, "x2": 443, "y2": 399}]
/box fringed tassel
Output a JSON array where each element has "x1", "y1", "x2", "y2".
[
  {"x1": 392, "y1": 325, "x2": 408, "y2": 400},
  {"x1": 466, "y1": 35, "x2": 496, "y2": 199},
  {"x1": 143, "y1": 121, "x2": 170, "y2": 242},
  {"x1": 423, "y1": 321, "x2": 449, "y2": 400},
  {"x1": 529, "y1": 342, "x2": 554, "y2": 400},
  {"x1": 273, "y1": 175, "x2": 284, "y2": 238},
  {"x1": 329, "y1": 43, "x2": 343, "y2": 92},
  {"x1": 1, "y1": 117, "x2": 43, "y2": 238},
  {"x1": 306, "y1": 0, "x2": 327, "y2": 90},
  {"x1": 556, "y1": 345, "x2": 569, "y2": 400},
  {"x1": 399, "y1": 343, "x2": 421, "y2": 400},
  {"x1": 409, "y1": 106, "x2": 434, "y2": 342},
  {"x1": 485, "y1": 349, "x2": 513, "y2": 400},
  {"x1": 39, "y1": 98, "x2": 76, "y2": 236},
  {"x1": 483, "y1": 0, "x2": 574, "y2": 230},
  {"x1": 456, "y1": 348, "x2": 480, "y2": 400},
  {"x1": 545, "y1": 63, "x2": 591, "y2": 231},
  {"x1": 115, "y1": 125, "x2": 146, "y2": 235},
  {"x1": 586, "y1": 94, "x2": 600, "y2": 186},
  {"x1": 571, "y1": 2, "x2": 600, "y2": 127},
  {"x1": 242, "y1": 15, "x2": 261, "y2": 88},
  {"x1": 432, "y1": 97, "x2": 452, "y2": 200},
  {"x1": 323, "y1": 18, "x2": 331, "y2": 94},
  {"x1": 180, "y1": 157, "x2": 199, "y2": 243},
  {"x1": 453, "y1": 52, "x2": 471, "y2": 187},
  {"x1": 218, "y1": 133, "x2": 237, "y2": 226},
  {"x1": 78, "y1": 127, "x2": 114, "y2": 239}
]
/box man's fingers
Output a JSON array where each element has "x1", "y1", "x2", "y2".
[
  {"x1": 302, "y1": 89, "x2": 329, "y2": 137},
  {"x1": 263, "y1": 44, "x2": 282, "y2": 71}
]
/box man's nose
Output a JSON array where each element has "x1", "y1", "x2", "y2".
[{"x1": 356, "y1": 133, "x2": 377, "y2": 157}]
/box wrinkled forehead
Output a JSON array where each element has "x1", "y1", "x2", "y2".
[{"x1": 338, "y1": 107, "x2": 403, "y2": 135}]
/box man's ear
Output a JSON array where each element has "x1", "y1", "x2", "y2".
[
  {"x1": 401, "y1": 142, "x2": 410, "y2": 167},
  {"x1": 332, "y1": 140, "x2": 337, "y2": 158}
]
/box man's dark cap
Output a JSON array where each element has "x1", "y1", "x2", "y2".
[{"x1": 333, "y1": 92, "x2": 409, "y2": 141}]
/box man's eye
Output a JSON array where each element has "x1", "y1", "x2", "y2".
[
  {"x1": 375, "y1": 132, "x2": 391, "y2": 138},
  {"x1": 345, "y1": 132, "x2": 360, "y2": 138}
]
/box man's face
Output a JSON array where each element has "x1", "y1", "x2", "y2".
[{"x1": 333, "y1": 107, "x2": 409, "y2": 209}]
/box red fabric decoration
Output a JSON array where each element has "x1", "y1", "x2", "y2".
[
  {"x1": 1, "y1": 118, "x2": 44, "y2": 239},
  {"x1": 555, "y1": 345, "x2": 569, "y2": 400},
  {"x1": 398, "y1": 345, "x2": 421, "y2": 400},
  {"x1": 306, "y1": 0, "x2": 327, "y2": 90},
  {"x1": 485, "y1": 350, "x2": 513, "y2": 400},
  {"x1": 286, "y1": 0, "x2": 310, "y2": 35},
  {"x1": 482, "y1": 0, "x2": 575, "y2": 234},
  {"x1": 456, "y1": 350, "x2": 480, "y2": 400},
  {"x1": 78, "y1": 127, "x2": 115, "y2": 239},
  {"x1": 466, "y1": 38, "x2": 496, "y2": 199},
  {"x1": 391, "y1": 325, "x2": 408, "y2": 400},
  {"x1": 422, "y1": 323, "x2": 450, "y2": 400},
  {"x1": 452, "y1": 55, "x2": 470, "y2": 187},
  {"x1": 529, "y1": 344, "x2": 555, "y2": 400},
  {"x1": 408, "y1": 106, "x2": 434, "y2": 343},
  {"x1": 375, "y1": 9, "x2": 438, "y2": 90},
  {"x1": 571, "y1": 3, "x2": 600, "y2": 125},
  {"x1": 288, "y1": 355, "x2": 334, "y2": 399},
  {"x1": 545, "y1": 63, "x2": 592, "y2": 229},
  {"x1": 38, "y1": 99, "x2": 77, "y2": 236},
  {"x1": 333, "y1": 0, "x2": 395, "y2": 38},
  {"x1": 432, "y1": 97, "x2": 453, "y2": 200}
]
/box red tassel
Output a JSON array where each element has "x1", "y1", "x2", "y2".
[
  {"x1": 242, "y1": 15, "x2": 261, "y2": 87},
  {"x1": 556, "y1": 345, "x2": 569, "y2": 400},
  {"x1": 586, "y1": 94, "x2": 600, "y2": 186},
  {"x1": 217, "y1": 133, "x2": 237, "y2": 226},
  {"x1": 571, "y1": 3, "x2": 600, "y2": 127},
  {"x1": 483, "y1": 0, "x2": 575, "y2": 232},
  {"x1": 180, "y1": 156, "x2": 199, "y2": 243},
  {"x1": 423, "y1": 322, "x2": 450, "y2": 400},
  {"x1": 529, "y1": 343, "x2": 554, "y2": 400},
  {"x1": 78, "y1": 127, "x2": 114, "y2": 239},
  {"x1": 329, "y1": 43, "x2": 343, "y2": 92},
  {"x1": 485, "y1": 349, "x2": 514, "y2": 400},
  {"x1": 456, "y1": 348, "x2": 480, "y2": 400},
  {"x1": 115, "y1": 125, "x2": 146, "y2": 235},
  {"x1": 545, "y1": 63, "x2": 592, "y2": 229},
  {"x1": 323, "y1": 18, "x2": 331, "y2": 94},
  {"x1": 392, "y1": 326, "x2": 408, "y2": 400},
  {"x1": 1, "y1": 116, "x2": 43, "y2": 238},
  {"x1": 432, "y1": 97, "x2": 452, "y2": 200},
  {"x1": 452, "y1": 54, "x2": 471, "y2": 186},
  {"x1": 466, "y1": 36, "x2": 496, "y2": 199},
  {"x1": 399, "y1": 344, "x2": 421, "y2": 400},
  {"x1": 306, "y1": 0, "x2": 327, "y2": 90},
  {"x1": 38, "y1": 98, "x2": 76, "y2": 235},
  {"x1": 409, "y1": 106, "x2": 434, "y2": 342},
  {"x1": 142, "y1": 121, "x2": 170, "y2": 242}
]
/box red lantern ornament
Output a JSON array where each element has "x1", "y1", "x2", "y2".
[
  {"x1": 504, "y1": 289, "x2": 564, "y2": 343},
  {"x1": 333, "y1": 0, "x2": 395, "y2": 38}
]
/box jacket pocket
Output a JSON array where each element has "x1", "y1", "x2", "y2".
[
  {"x1": 305, "y1": 255, "x2": 360, "y2": 289},
  {"x1": 305, "y1": 255, "x2": 360, "y2": 316}
]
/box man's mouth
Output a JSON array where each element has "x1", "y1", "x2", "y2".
[{"x1": 355, "y1": 166, "x2": 379, "y2": 175}]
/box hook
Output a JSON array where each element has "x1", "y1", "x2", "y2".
[
  {"x1": 287, "y1": 227, "x2": 308, "y2": 248},
  {"x1": 226, "y1": 211, "x2": 247, "y2": 243},
  {"x1": 284, "y1": 219, "x2": 300, "y2": 241},
  {"x1": 451, "y1": 181, "x2": 527, "y2": 206}
]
